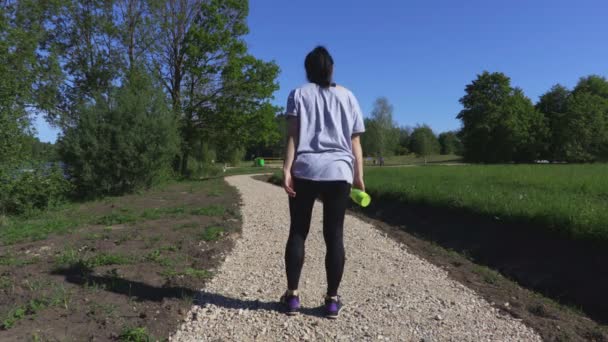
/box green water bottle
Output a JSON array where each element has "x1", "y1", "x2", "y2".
[{"x1": 350, "y1": 188, "x2": 371, "y2": 207}]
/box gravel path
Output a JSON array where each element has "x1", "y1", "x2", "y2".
[{"x1": 170, "y1": 175, "x2": 541, "y2": 341}]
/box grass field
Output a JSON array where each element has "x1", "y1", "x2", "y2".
[
  {"x1": 0, "y1": 178, "x2": 239, "y2": 340},
  {"x1": 364, "y1": 164, "x2": 608, "y2": 241},
  {"x1": 367, "y1": 154, "x2": 463, "y2": 166}
]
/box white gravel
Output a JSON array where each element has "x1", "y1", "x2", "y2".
[{"x1": 170, "y1": 175, "x2": 541, "y2": 341}]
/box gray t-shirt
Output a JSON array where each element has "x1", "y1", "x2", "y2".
[{"x1": 286, "y1": 83, "x2": 365, "y2": 184}]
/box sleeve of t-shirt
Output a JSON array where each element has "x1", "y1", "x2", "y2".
[
  {"x1": 351, "y1": 94, "x2": 365, "y2": 134},
  {"x1": 285, "y1": 90, "x2": 297, "y2": 117}
]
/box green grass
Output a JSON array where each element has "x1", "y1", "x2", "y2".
[
  {"x1": 191, "y1": 204, "x2": 225, "y2": 216},
  {"x1": 0, "y1": 288, "x2": 70, "y2": 330},
  {"x1": 55, "y1": 249, "x2": 133, "y2": 272},
  {"x1": 0, "y1": 178, "x2": 234, "y2": 246},
  {"x1": 0, "y1": 253, "x2": 38, "y2": 267},
  {"x1": 119, "y1": 327, "x2": 154, "y2": 342},
  {"x1": 199, "y1": 226, "x2": 225, "y2": 241},
  {"x1": 0, "y1": 275, "x2": 10, "y2": 289},
  {"x1": 362, "y1": 164, "x2": 608, "y2": 241},
  {"x1": 0, "y1": 206, "x2": 93, "y2": 245},
  {"x1": 367, "y1": 154, "x2": 463, "y2": 166}
]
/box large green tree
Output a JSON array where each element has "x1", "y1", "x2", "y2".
[
  {"x1": 59, "y1": 69, "x2": 179, "y2": 197},
  {"x1": 560, "y1": 75, "x2": 608, "y2": 162},
  {"x1": 147, "y1": 0, "x2": 279, "y2": 173},
  {"x1": 536, "y1": 84, "x2": 570, "y2": 160},
  {"x1": 361, "y1": 97, "x2": 399, "y2": 156},
  {"x1": 410, "y1": 125, "x2": 440, "y2": 162},
  {"x1": 438, "y1": 131, "x2": 462, "y2": 155},
  {"x1": 457, "y1": 71, "x2": 547, "y2": 163},
  {"x1": 0, "y1": 0, "x2": 61, "y2": 165}
]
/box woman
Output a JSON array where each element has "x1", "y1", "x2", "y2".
[{"x1": 281, "y1": 46, "x2": 365, "y2": 319}]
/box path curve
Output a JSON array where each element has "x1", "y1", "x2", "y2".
[{"x1": 170, "y1": 175, "x2": 540, "y2": 341}]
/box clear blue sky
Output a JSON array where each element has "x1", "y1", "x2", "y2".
[{"x1": 35, "y1": 0, "x2": 608, "y2": 142}]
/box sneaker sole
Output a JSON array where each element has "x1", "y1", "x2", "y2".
[
  {"x1": 286, "y1": 311, "x2": 299, "y2": 316},
  {"x1": 325, "y1": 313, "x2": 338, "y2": 319}
]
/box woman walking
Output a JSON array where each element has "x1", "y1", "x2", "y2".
[{"x1": 281, "y1": 46, "x2": 365, "y2": 319}]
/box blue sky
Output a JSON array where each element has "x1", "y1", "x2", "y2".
[{"x1": 35, "y1": 0, "x2": 608, "y2": 142}]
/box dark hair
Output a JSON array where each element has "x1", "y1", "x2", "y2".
[{"x1": 305, "y1": 46, "x2": 334, "y2": 87}]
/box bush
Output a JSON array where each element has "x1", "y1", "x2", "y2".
[
  {"x1": 59, "y1": 69, "x2": 179, "y2": 198},
  {"x1": 0, "y1": 164, "x2": 71, "y2": 216},
  {"x1": 187, "y1": 158, "x2": 224, "y2": 179},
  {"x1": 228, "y1": 147, "x2": 246, "y2": 166}
]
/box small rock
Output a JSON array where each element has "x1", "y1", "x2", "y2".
[
  {"x1": 504, "y1": 302, "x2": 510, "y2": 307},
  {"x1": 435, "y1": 314, "x2": 443, "y2": 321}
]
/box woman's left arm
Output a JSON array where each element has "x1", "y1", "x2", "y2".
[{"x1": 283, "y1": 117, "x2": 299, "y2": 197}]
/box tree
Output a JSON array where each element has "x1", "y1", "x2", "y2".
[
  {"x1": 50, "y1": 0, "x2": 122, "y2": 125},
  {"x1": 360, "y1": 118, "x2": 380, "y2": 156},
  {"x1": 438, "y1": 131, "x2": 462, "y2": 155},
  {"x1": 409, "y1": 125, "x2": 440, "y2": 163},
  {"x1": 536, "y1": 84, "x2": 570, "y2": 160},
  {"x1": 0, "y1": 0, "x2": 62, "y2": 166},
  {"x1": 457, "y1": 71, "x2": 547, "y2": 163},
  {"x1": 396, "y1": 126, "x2": 411, "y2": 155},
  {"x1": 59, "y1": 68, "x2": 179, "y2": 197},
  {"x1": 361, "y1": 97, "x2": 399, "y2": 156},
  {"x1": 145, "y1": 0, "x2": 279, "y2": 173}
]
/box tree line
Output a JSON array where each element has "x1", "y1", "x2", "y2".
[
  {"x1": 360, "y1": 97, "x2": 462, "y2": 160},
  {"x1": 1, "y1": 0, "x2": 279, "y2": 214},
  {"x1": 360, "y1": 72, "x2": 608, "y2": 164},
  {"x1": 458, "y1": 72, "x2": 608, "y2": 163},
  {"x1": 1, "y1": 0, "x2": 279, "y2": 201}
]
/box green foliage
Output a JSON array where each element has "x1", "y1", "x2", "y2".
[
  {"x1": 119, "y1": 327, "x2": 153, "y2": 342},
  {"x1": 409, "y1": 125, "x2": 440, "y2": 160},
  {"x1": 199, "y1": 226, "x2": 225, "y2": 241},
  {"x1": 560, "y1": 91, "x2": 608, "y2": 162},
  {"x1": 536, "y1": 84, "x2": 570, "y2": 160},
  {"x1": 457, "y1": 71, "x2": 548, "y2": 162},
  {"x1": 0, "y1": 164, "x2": 71, "y2": 216},
  {"x1": 361, "y1": 97, "x2": 400, "y2": 156},
  {"x1": 59, "y1": 68, "x2": 179, "y2": 197},
  {"x1": 438, "y1": 131, "x2": 463, "y2": 155},
  {"x1": 55, "y1": 249, "x2": 133, "y2": 272},
  {"x1": 364, "y1": 165, "x2": 608, "y2": 242}
]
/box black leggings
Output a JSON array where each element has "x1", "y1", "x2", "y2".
[{"x1": 285, "y1": 178, "x2": 350, "y2": 297}]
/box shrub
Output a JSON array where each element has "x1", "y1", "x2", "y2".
[
  {"x1": 0, "y1": 164, "x2": 71, "y2": 216},
  {"x1": 59, "y1": 68, "x2": 179, "y2": 198}
]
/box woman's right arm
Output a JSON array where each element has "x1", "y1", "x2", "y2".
[{"x1": 352, "y1": 134, "x2": 365, "y2": 191}]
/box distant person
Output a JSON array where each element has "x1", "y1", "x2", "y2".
[{"x1": 282, "y1": 46, "x2": 365, "y2": 319}]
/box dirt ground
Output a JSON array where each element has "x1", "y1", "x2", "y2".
[
  {"x1": 0, "y1": 179, "x2": 240, "y2": 342},
  {"x1": 261, "y1": 174, "x2": 608, "y2": 342}
]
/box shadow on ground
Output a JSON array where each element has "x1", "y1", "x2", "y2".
[
  {"x1": 194, "y1": 291, "x2": 326, "y2": 318},
  {"x1": 355, "y1": 193, "x2": 608, "y2": 325},
  {"x1": 53, "y1": 265, "x2": 326, "y2": 318}
]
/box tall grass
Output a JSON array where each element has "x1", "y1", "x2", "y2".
[{"x1": 364, "y1": 164, "x2": 608, "y2": 241}]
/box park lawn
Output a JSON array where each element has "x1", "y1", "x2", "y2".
[
  {"x1": 364, "y1": 164, "x2": 608, "y2": 241},
  {"x1": 269, "y1": 163, "x2": 608, "y2": 241},
  {"x1": 371, "y1": 154, "x2": 463, "y2": 166},
  {"x1": 0, "y1": 178, "x2": 240, "y2": 341}
]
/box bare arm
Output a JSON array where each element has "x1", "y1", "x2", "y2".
[
  {"x1": 283, "y1": 116, "x2": 299, "y2": 196},
  {"x1": 352, "y1": 134, "x2": 365, "y2": 191}
]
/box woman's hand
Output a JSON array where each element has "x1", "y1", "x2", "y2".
[
  {"x1": 283, "y1": 171, "x2": 296, "y2": 197},
  {"x1": 353, "y1": 176, "x2": 365, "y2": 192}
]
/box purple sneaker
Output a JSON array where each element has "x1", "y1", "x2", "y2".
[
  {"x1": 324, "y1": 295, "x2": 342, "y2": 319},
  {"x1": 280, "y1": 292, "x2": 300, "y2": 316}
]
